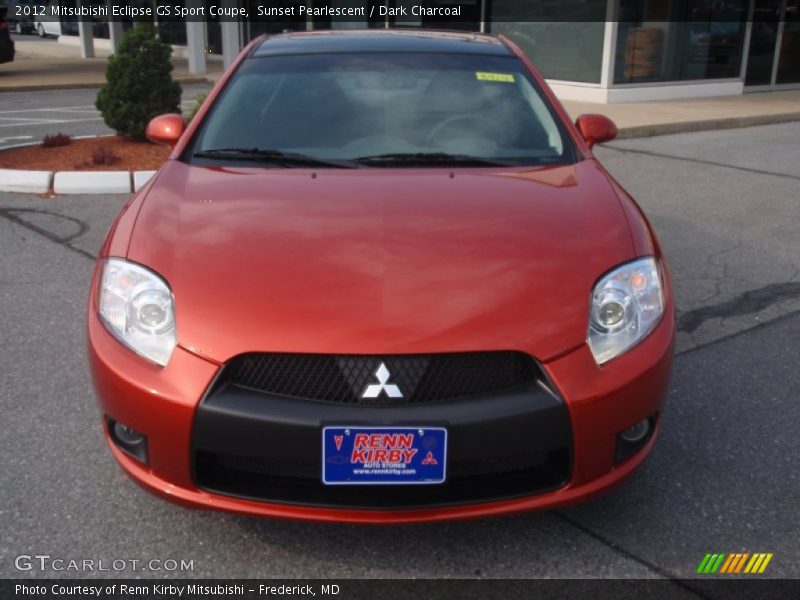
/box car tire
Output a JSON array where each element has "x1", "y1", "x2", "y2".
[
  {"x1": 37, "y1": 23, "x2": 45, "y2": 38},
  {"x1": 15, "y1": 22, "x2": 23, "y2": 35}
]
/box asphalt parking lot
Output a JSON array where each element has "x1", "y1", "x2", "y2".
[{"x1": 0, "y1": 86, "x2": 798, "y2": 584}]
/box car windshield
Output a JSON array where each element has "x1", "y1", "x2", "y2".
[{"x1": 190, "y1": 52, "x2": 574, "y2": 168}]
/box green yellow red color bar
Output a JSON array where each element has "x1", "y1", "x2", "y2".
[{"x1": 697, "y1": 553, "x2": 773, "y2": 574}]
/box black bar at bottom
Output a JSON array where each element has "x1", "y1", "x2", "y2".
[{"x1": 2, "y1": 579, "x2": 799, "y2": 600}]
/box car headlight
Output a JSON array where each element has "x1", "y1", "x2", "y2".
[
  {"x1": 588, "y1": 257, "x2": 664, "y2": 365},
  {"x1": 98, "y1": 258, "x2": 177, "y2": 367}
]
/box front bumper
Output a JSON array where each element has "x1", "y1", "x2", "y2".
[
  {"x1": 88, "y1": 298, "x2": 674, "y2": 523},
  {"x1": 193, "y1": 376, "x2": 571, "y2": 508}
]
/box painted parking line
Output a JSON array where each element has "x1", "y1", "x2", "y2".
[
  {"x1": 0, "y1": 117, "x2": 104, "y2": 128},
  {"x1": 38, "y1": 108, "x2": 100, "y2": 114},
  {"x1": 0, "y1": 102, "x2": 193, "y2": 114},
  {"x1": 0, "y1": 99, "x2": 195, "y2": 133},
  {"x1": 0, "y1": 117, "x2": 66, "y2": 122},
  {"x1": 0, "y1": 135, "x2": 34, "y2": 145},
  {"x1": 0, "y1": 104, "x2": 104, "y2": 128},
  {"x1": 0, "y1": 105, "x2": 97, "y2": 114}
]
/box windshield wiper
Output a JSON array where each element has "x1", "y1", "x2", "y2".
[
  {"x1": 352, "y1": 152, "x2": 511, "y2": 167},
  {"x1": 193, "y1": 148, "x2": 358, "y2": 169}
]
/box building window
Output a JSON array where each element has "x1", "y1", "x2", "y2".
[
  {"x1": 615, "y1": 0, "x2": 747, "y2": 84},
  {"x1": 389, "y1": 0, "x2": 481, "y2": 30},
  {"x1": 776, "y1": 0, "x2": 800, "y2": 84},
  {"x1": 246, "y1": 0, "x2": 307, "y2": 36},
  {"x1": 487, "y1": 1, "x2": 608, "y2": 84},
  {"x1": 311, "y1": 1, "x2": 387, "y2": 29}
]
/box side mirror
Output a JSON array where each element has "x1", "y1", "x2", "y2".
[
  {"x1": 575, "y1": 114, "x2": 618, "y2": 149},
  {"x1": 146, "y1": 114, "x2": 185, "y2": 147}
]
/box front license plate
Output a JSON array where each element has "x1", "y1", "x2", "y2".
[{"x1": 322, "y1": 426, "x2": 447, "y2": 485}]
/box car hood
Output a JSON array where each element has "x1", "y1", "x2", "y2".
[{"x1": 128, "y1": 160, "x2": 635, "y2": 364}]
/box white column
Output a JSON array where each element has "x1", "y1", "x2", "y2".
[
  {"x1": 220, "y1": 0, "x2": 241, "y2": 68},
  {"x1": 740, "y1": 0, "x2": 756, "y2": 82},
  {"x1": 107, "y1": 0, "x2": 124, "y2": 54},
  {"x1": 77, "y1": 0, "x2": 95, "y2": 59},
  {"x1": 599, "y1": 1, "x2": 619, "y2": 94},
  {"x1": 185, "y1": 0, "x2": 207, "y2": 76}
]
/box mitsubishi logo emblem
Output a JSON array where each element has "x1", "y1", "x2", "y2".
[{"x1": 362, "y1": 362, "x2": 403, "y2": 399}]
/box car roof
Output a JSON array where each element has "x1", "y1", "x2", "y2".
[{"x1": 252, "y1": 30, "x2": 513, "y2": 58}]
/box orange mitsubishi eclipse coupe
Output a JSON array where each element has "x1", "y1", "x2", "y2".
[{"x1": 87, "y1": 30, "x2": 675, "y2": 523}]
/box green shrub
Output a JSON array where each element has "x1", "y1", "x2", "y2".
[
  {"x1": 185, "y1": 92, "x2": 208, "y2": 124},
  {"x1": 96, "y1": 25, "x2": 182, "y2": 139}
]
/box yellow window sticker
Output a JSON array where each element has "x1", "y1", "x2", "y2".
[{"x1": 476, "y1": 72, "x2": 516, "y2": 83}]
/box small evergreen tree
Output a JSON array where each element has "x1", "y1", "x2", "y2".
[{"x1": 96, "y1": 25, "x2": 182, "y2": 139}]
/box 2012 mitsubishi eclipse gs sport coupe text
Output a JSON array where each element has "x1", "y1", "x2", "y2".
[{"x1": 87, "y1": 30, "x2": 675, "y2": 523}]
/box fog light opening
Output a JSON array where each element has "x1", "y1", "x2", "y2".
[
  {"x1": 113, "y1": 421, "x2": 145, "y2": 446},
  {"x1": 620, "y1": 419, "x2": 650, "y2": 443},
  {"x1": 107, "y1": 417, "x2": 148, "y2": 464},
  {"x1": 615, "y1": 413, "x2": 658, "y2": 463}
]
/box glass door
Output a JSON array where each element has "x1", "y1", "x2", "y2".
[
  {"x1": 776, "y1": 0, "x2": 800, "y2": 83},
  {"x1": 745, "y1": 0, "x2": 783, "y2": 85}
]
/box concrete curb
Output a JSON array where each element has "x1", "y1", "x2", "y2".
[
  {"x1": 617, "y1": 111, "x2": 800, "y2": 139},
  {"x1": 53, "y1": 171, "x2": 132, "y2": 194},
  {"x1": 0, "y1": 136, "x2": 158, "y2": 195},
  {"x1": 133, "y1": 171, "x2": 157, "y2": 192},
  {"x1": 0, "y1": 167, "x2": 156, "y2": 195},
  {"x1": 0, "y1": 168, "x2": 53, "y2": 194}
]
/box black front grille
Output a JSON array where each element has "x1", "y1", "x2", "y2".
[{"x1": 219, "y1": 351, "x2": 541, "y2": 406}]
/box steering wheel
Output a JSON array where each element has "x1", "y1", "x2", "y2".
[{"x1": 425, "y1": 115, "x2": 498, "y2": 147}]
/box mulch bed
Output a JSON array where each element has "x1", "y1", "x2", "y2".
[{"x1": 0, "y1": 136, "x2": 170, "y2": 172}]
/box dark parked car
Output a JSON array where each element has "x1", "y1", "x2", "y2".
[
  {"x1": 0, "y1": 6, "x2": 16, "y2": 64},
  {"x1": 5, "y1": 0, "x2": 36, "y2": 34}
]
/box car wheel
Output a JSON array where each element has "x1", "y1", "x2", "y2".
[
  {"x1": 15, "y1": 22, "x2": 23, "y2": 35},
  {"x1": 37, "y1": 23, "x2": 45, "y2": 38}
]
